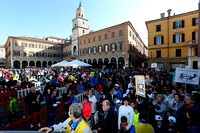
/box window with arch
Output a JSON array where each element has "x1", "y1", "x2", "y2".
[
  {"x1": 98, "y1": 45, "x2": 102, "y2": 53},
  {"x1": 83, "y1": 48, "x2": 87, "y2": 55},
  {"x1": 14, "y1": 51, "x2": 20, "y2": 56},
  {"x1": 119, "y1": 30, "x2": 123, "y2": 36},
  {"x1": 93, "y1": 47, "x2": 97, "y2": 54},
  {"x1": 88, "y1": 47, "x2": 91, "y2": 55},
  {"x1": 104, "y1": 44, "x2": 109, "y2": 53},
  {"x1": 29, "y1": 43, "x2": 34, "y2": 48},
  {"x1": 15, "y1": 42, "x2": 18, "y2": 46},
  {"x1": 119, "y1": 42, "x2": 124, "y2": 51},
  {"x1": 111, "y1": 43, "x2": 117, "y2": 52}
]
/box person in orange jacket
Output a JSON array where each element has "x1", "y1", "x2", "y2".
[{"x1": 82, "y1": 95, "x2": 92, "y2": 122}]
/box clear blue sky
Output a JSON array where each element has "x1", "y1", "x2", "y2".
[{"x1": 0, "y1": 0, "x2": 198, "y2": 46}]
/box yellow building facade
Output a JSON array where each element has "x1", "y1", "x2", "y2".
[{"x1": 146, "y1": 10, "x2": 198, "y2": 69}]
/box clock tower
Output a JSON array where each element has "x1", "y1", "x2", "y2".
[{"x1": 71, "y1": 1, "x2": 90, "y2": 59}]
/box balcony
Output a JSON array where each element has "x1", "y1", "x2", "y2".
[{"x1": 188, "y1": 40, "x2": 198, "y2": 47}]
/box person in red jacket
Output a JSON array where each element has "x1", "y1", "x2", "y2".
[
  {"x1": 82, "y1": 95, "x2": 92, "y2": 122},
  {"x1": 97, "y1": 84, "x2": 103, "y2": 93}
]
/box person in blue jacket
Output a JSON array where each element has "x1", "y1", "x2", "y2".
[
  {"x1": 77, "y1": 80, "x2": 85, "y2": 94},
  {"x1": 91, "y1": 73, "x2": 99, "y2": 87}
]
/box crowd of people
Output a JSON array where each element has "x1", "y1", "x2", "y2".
[{"x1": 0, "y1": 67, "x2": 200, "y2": 133}]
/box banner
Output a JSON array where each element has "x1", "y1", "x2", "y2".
[
  {"x1": 175, "y1": 68, "x2": 200, "y2": 85},
  {"x1": 145, "y1": 75, "x2": 151, "y2": 83},
  {"x1": 151, "y1": 63, "x2": 157, "y2": 68},
  {"x1": 135, "y1": 75, "x2": 146, "y2": 97}
]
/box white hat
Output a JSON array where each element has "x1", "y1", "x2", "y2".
[
  {"x1": 115, "y1": 84, "x2": 119, "y2": 87},
  {"x1": 123, "y1": 94, "x2": 127, "y2": 98},
  {"x1": 155, "y1": 115, "x2": 162, "y2": 121},
  {"x1": 192, "y1": 91, "x2": 197, "y2": 94},
  {"x1": 168, "y1": 116, "x2": 176, "y2": 123},
  {"x1": 116, "y1": 99, "x2": 122, "y2": 104}
]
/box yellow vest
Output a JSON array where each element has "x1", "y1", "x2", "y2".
[
  {"x1": 133, "y1": 112, "x2": 140, "y2": 125},
  {"x1": 13, "y1": 74, "x2": 19, "y2": 80},
  {"x1": 66, "y1": 118, "x2": 92, "y2": 133},
  {"x1": 134, "y1": 123, "x2": 154, "y2": 133}
]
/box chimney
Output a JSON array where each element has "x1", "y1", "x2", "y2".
[
  {"x1": 160, "y1": 13, "x2": 165, "y2": 18},
  {"x1": 167, "y1": 9, "x2": 172, "y2": 17},
  {"x1": 43, "y1": 37, "x2": 46, "y2": 40},
  {"x1": 35, "y1": 36, "x2": 38, "y2": 39}
]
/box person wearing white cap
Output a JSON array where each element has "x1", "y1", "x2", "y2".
[
  {"x1": 168, "y1": 116, "x2": 177, "y2": 133},
  {"x1": 115, "y1": 84, "x2": 123, "y2": 100},
  {"x1": 153, "y1": 115, "x2": 168, "y2": 133},
  {"x1": 115, "y1": 99, "x2": 122, "y2": 113}
]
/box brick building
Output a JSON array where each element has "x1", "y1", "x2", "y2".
[{"x1": 63, "y1": 2, "x2": 147, "y2": 69}]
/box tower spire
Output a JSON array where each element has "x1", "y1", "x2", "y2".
[{"x1": 76, "y1": 0, "x2": 84, "y2": 11}]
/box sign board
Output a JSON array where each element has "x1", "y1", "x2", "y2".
[
  {"x1": 175, "y1": 68, "x2": 200, "y2": 85},
  {"x1": 151, "y1": 63, "x2": 157, "y2": 68},
  {"x1": 145, "y1": 75, "x2": 151, "y2": 83},
  {"x1": 155, "y1": 67, "x2": 159, "y2": 72},
  {"x1": 135, "y1": 75, "x2": 146, "y2": 97}
]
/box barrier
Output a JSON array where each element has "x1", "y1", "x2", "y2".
[
  {"x1": 0, "y1": 102, "x2": 66, "y2": 131},
  {"x1": 0, "y1": 85, "x2": 93, "y2": 130},
  {"x1": 0, "y1": 91, "x2": 17, "y2": 103},
  {"x1": 76, "y1": 91, "x2": 88, "y2": 103},
  {"x1": 16, "y1": 85, "x2": 45, "y2": 99},
  {"x1": 0, "y1": 96, "x2": 27, "y2": 119},
  {"x1": 0, "y1": 108, "x2": 48, "y2": 131},
  {"x1": 0, "y1": 84, "x2": 34, "y2": 94}
]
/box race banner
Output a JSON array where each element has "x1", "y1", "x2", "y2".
[
  {"x1": 175, "y1": 68, "x2": 200, "y2": 85},
  {"x1": 151, "y1": 63, "x2": 157, "y2": 68},
  {"x1": 135, "y1": 75, "x2": 146, "y2": 97}
]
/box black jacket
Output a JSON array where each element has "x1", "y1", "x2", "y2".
[
  {"x1": 25, "y1": 91, "x2": 43, "y2": 115},
  {"x1": 106, "y1": 93, "x2": 115, "y2": 106},
  {"x1": 101, "y1": 106, "x2": 118, "y2": 133},
  {"x1": 46, "y1": 96, "x2": 57, "y2": 113},
  {"x1": 153, "y1": 123, "x2": 168, "y2": 133}
]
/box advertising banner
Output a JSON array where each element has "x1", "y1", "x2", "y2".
[{"x1": 175, "y1": 68, "x2": 200, "y2": 85}]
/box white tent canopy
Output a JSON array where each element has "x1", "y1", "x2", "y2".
[
  {"x1": 67, "y1": 60, "x2": 92, "y2": 67},
  {"x1": 51, "y1": 60, "x2": 69, "y2": 67}
]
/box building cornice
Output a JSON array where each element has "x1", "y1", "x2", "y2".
[
  {"x1": 72, "y1": 26, "x2": 89, "y2": 30},
  {"x1": 146, "y1": 10, "x2": 198, "y2": 25},
  {"x1": 148, "y1": 44, "x2": 190, "y2": 50},
  {"x1": 79, "y1": 21, "x2": 130, "y2": 39},
  {"x1": 72, "y1": 17, "x2": 88, "y2": 22}
]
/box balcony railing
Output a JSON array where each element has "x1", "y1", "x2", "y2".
[{"x1": 188, "y1": 40, "x2": 198, "y2": 46}]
